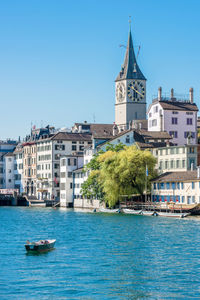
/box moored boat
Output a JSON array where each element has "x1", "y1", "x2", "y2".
[
  {"x1": 123, "y1": 208, "x2": 142, "y2": 215},
  {"x1": 25, "y1": 239, "x2": 56, "y2": 252},
  {"x1": 157, "y1": 212, "x2": 190, "y2": 218},
  {"x1": 141, "y1": 210, "x2": 157, "y2": 216},
  {"x1": 99, "y1": 207, "x2": 120, "y2": 213}
]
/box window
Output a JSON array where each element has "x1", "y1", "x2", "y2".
[
  {"x1": 72, "y1": 141, "x2": 77, "y2": 144},
  {"x1": 154, "y1": 183, "x2": 156, "y2": 189},
  {"x1": 72, "y1": 145, "x2": 77, "y2": 151},
  {"x1": 8, "y1": 179, "x2": 11, "y2": 183},
  {"x1": 159, "y1": 161, "x2": 163, "y2": 170},
  {"x1": 192, "y1": 196, "x2": 195, "y2": 203},
  {"x1": 170, "y1": 160, "x2": 174, "y2": 168},
  {"x1": 61, "y1": 159, "x2": 66, "y2": 166},
  {"x1": 60, "y1": 183, "x2": 65, "y2": 190},
  {"x1": 54, "y1": 163, "x2": 59, "y2": 169},
  {"x1": 68, "y1": 159, "x2": 71, "y2": 166},
  {"x1": 172, "y1": 117, "x2": 178, "y2": 124},
  {"x1": 152, "y1": 119, "x2": 157, "y2": 126},
  {"x1": 169, "y1": 131, "x2": 178, "y2": 138},
  {"x1": 166, "y1": 182, "x2": 170, "y2": 189},
  {"x1": 165, "y1": 161, "x2": 168, "y2": 169},
  {"x1": 182, "y1": 160, "x2": 185, "y2": 168},
  {"x1": 176, "y1": 160, "x2": 180, "y2": 168},
  {"x1": 184, "y1": 132, "x2": 195, "y2": 139},
  {"x1": 181, "y1": 182, "x2": 184, "y2": 189},
  {"x1": 79, "y1": 146, "x2": 84, "y2": 151},
  {"x1": 74, "y1": 159, "x2": 77, "y2": 166},
  {"x1": 68, "y1": 172, "x2": 72, "y2": 178},
  {"x1": 189, "y1": 147, "x2": 195, "y2": 154},
  {"x1": 154, "y1": 106, "x2": 158, "y2": 113},
  {"x1": 149, "y1": 113, "x2": 152, "y2": 118},
  {"x1": 187, "y1": 118, "x2": 193, "y2": 125},
  {"x1": 172, "y1": 111, "x2": 178, "y2": 114},
  {"x1": 60, "y1": 172, "x2": 65, "y2": 178},
  {"x1": 177, "y1": 182, "x2": 180, "y2": 189},
  {"x1": 70, "y1": 182, "x2": 73, "y2": 189},
  {"x1": 126, "y1": 137, "x2": 130, "y2": 143},
  {"x1": 160, "y1": 183, "x2": 165, "y2": 189},
  {"x1": 181, "y1": 196, "x2": 185, "y2": 203},
  {"x1": 54, "y1": 154, "x2": 60, "y2": 160},
  {"x1": 192, "y1": 182, "x2": 195, "y2": 189}
]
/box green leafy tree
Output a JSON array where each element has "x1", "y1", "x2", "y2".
[
  {"x1": 81, "y1": 144, "x2": 157, "y2": 207},
  {"x1": 98, "y1": 146, "x2": 157, "y2": 207},
  {"x1": 81, "y1": 143, "x2": 125, "y2": 200}
]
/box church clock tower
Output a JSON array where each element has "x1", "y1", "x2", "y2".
[{"x1": 115, "y1": 27, "x2": 147, "y2": 131}]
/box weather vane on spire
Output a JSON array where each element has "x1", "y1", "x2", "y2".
[{"x1": 129, "y1": 16, "x2": 132, "y2": 30}]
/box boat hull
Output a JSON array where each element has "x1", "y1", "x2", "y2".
[
  {"x1": 25, "y1": 239, "x2": 56, "y2": 252},
  {"x1": 141, "y1": 211, "x2": 156, "y2": 216},
  {"x1": 123, "y1": 209, "x2": 142, "y2": 215},
  {"x1": 99, "y1": 208, "x2": 120, "y2": 213},
  {"x1": 157, "y1": 212, "x2": 190, "y2": 218}
]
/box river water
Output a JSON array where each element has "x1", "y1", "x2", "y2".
[{"x1": 0, "y1": 207, "x2": 200, "y2": 299}]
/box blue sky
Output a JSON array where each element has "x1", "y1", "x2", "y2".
[{"x1": 0, "y1": 0, "x2": 200, "y2": 139}]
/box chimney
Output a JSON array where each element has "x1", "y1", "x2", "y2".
[
  {"x1": 171, "y1": 88, "x2": 174, "y2": 99},
  {"x1": 197, "y1": 166, "x2": 200, "y2": 178},
  {"x1": 158, "y1": 87, "x2": 162, "y2": 101},
  {"x1": 189, "y1": 87, "x2": 193, "y2": 103},
  {"x1": 113, "y1": 123, "x2": 118, "y2": 136}
]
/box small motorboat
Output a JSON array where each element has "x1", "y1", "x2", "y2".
[
  {"x1": 141, "y1": 210, "x2": 157, "y2": 216},
  {"x1": 25, "y1": 239, "x2": 56, "y2": 252},
  {"x1": 123, "y1": 208, "x2": 142, "y2": 215},
  {"x1": 99, "y1": 207, "x2": 120, "y2": 213},
  {"x1": 157, "y1": 212, "x2": 190, "y2": 218}
]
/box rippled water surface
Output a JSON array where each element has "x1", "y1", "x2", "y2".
[{"x1": 1, "y1": 207, "x2": 200, "y2": 299}]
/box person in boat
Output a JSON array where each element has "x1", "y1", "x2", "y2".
[{"x1": 26, "y1": 240, "x2": 30, "y2": 244}]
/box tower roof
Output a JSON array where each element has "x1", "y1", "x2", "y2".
[{"x1": 116, "y1": 29, "x2": 146, "y2": 82}]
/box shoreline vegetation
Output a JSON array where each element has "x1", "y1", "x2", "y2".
[{"x1": 81, "y1": 143, "x2": 157, "y2": 208}]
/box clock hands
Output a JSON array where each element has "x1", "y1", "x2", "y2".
[{"x1": 130, "y1": 85, "x2": 144, "y2": 97}]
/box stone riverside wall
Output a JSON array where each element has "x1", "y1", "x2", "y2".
[{"x1": 73, "y1": 198, "x2": 100, "y2": 209}]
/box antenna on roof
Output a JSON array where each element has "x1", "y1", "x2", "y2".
[{"x1": 93, "y1": 113, "x2": 96, "y2": 123}]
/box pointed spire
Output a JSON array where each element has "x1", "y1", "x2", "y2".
[{"x1": 116, "y1": 26, "x2": 146, "y2": 82}]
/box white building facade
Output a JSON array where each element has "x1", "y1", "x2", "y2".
[
  {"x1": 13, "y1": 145, "x2": 24, "y2": 193},
  {"x1": 36, "y1": 132, "x2": 92, "y2": 201},
  {"x1": 152, "y1": 144, "x2": 197, "y2": 174},
  {"x1": 152, "y1": 170, "x2": 200, "y2": 205},
  {"x1": 60, "y1": 155, "x2": 83, "y2": 207}
]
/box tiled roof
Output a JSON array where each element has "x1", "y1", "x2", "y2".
[
  {"x1": 51, "y1": 132, "x2": 92, "y2": 141},
  {"x1": 148, "y1": 99, "x2": 198, "y2": 113},
  {"x1": 152, "y1": 171, "x2": 199, "y2": 182},
  {"x1": 4, "y1": 152, "x2": 14, "y2": 157},
  {"x1": 116, "y1": 30, "x2": 146, "y2": 81},
  {"x1": 90, "y1": 124, "x2": 113, "y2": 138},
  {"x1": 138, "y1": 130, "x2": 171, "y2": 140}
]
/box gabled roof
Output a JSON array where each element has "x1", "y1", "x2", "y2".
[
  {"x1": 147, "y1": 99, "x2": 198, "y2": 114},
  {"x1": 116, "y1": 30, "x2": 146, "y2": 81},
  {"x1": 51, "y1": 132, "x2": 92, "y2": 142},
  {"x1": 138, "y1": 130, "x2": 171, "y2": 140},
  {"x1": 152, "y1": 171, "x2": 199, "y2": 182}
]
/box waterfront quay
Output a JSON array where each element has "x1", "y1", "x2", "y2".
[{"x1": 1, "y1": 206, "x2": 200, "y2": 299}]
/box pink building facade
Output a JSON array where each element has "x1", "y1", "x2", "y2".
[{"x1": 147, "y1": 88, "x2": 198, "y2": 146}]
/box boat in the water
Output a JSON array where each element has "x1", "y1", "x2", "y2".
[
  {"x1": 99, "y1": 207, "x2": 120, "y2": 213},
  {"x1": 123, "y1": 208, "x2": 142, "y2": 215},
  {"x1": 141, "y1": 210, "x2": 157, "y2": 216},
  {"x1": 157, "y1": 212, "x2": 190, "y2": 218},
  {"x1": 25, "y1": 239, "x2": 56, "y2": 252}
]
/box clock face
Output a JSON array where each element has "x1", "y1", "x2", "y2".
[
  {"x1": 127, "y1": 81, "x2": 145, "y2": 101},
  {"x1": 116, "y1": 83, "x2": 125, "y2": 102}
]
